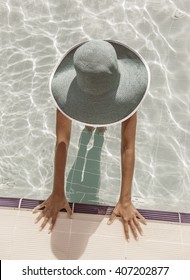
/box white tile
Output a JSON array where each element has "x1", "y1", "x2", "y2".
[
  {"x1": 52, "y1": 213, "x2": 73, "y2": 233},
  {"x1": 17, "y1": 210, "x2": 49, "y2": 231},
  {"x1": 0, "y1": 227, "x2": 14, "y2": 259},
  {"x1": 71, "y1": 217, "x2": 103, "y2": 235},
  {"x1": 144, "y1": 221, "x2": 182, "y2": 243},
  {"x1": 124, "y1": 221, "x2": 185, "y2": 259},
  {"x1": 180, "y1": 224, "x2": 190, "y2": 245},
  {"x1": 125, "y1": 239, "x2": 183, "y2": 259},
  {"x1": 68, "y1": 233, "x2": 126, "y2": 260},
  {"x1": 1, "y1": 209, "x2": 190, "y2": 260},
  {"x1": 182, "y1": 244, "x2": 190, "y2": 259},
  {"x1": 0, "y1": 209, "x2": 18, "y2": 260},
  {"x1": 16, "y1": 209, "x2": 72, "y2": 231},
  {"x1": 72, "y1": 213, "x2": 105, "y2": 223},
  {"x1": 11, "y1": 226, "x2": 55, "y2": 260},
  {"x1": 10, "y1": 210, "x2": 70, "y2": 259},
  {"x1": 71, "y1": 214, "x2": 126, "y2": 237},
  {"x1": 0, "y1": 208, "x2": 18, "y2": 227},
  {"x1": 50, "y1": 231, "x2": 71, "y2": 260},
  {"x1": 94, "y1": 217, "x2": 126, "y2": 237}
]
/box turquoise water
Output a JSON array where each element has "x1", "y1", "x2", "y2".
[{"x1": 0, "y1": 0, "x2": 190, "y2": 213}]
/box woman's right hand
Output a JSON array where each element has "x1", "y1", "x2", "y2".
[{"x1": 32, "y1": 192, "x2": 72, "y2": 233}]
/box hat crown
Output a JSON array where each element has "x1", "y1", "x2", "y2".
[{"x1": 73, "y1": 40, "x2": 120, "y2": 96}]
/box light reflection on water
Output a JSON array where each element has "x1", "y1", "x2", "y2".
[{"x1": 0, "y1": 0, "x2": 190, "y2": 212}]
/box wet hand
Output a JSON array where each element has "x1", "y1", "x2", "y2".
[
  {"x1": 108, "y1": 201, "x2": 147, "y2": 241},
  {"x1": 32, "y1": 193, "x2": 72, "y2": 233}
]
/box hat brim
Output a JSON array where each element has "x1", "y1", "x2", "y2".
[{"x1": 50, "y1": 40, "x2": 150, "y2": 126}]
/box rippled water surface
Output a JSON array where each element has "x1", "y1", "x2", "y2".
[{"x1": 0, "y1": 0, "x2": 190, "y2": 212}]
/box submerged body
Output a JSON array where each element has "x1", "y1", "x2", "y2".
[
  {"x1": 33, "y1": 109, "x2": 147, "y2": 241},
  {"x1": 34, "y1": 39, "x2": 149, "y2": 241}
]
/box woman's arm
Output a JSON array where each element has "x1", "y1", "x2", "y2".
[
  {"x1": 53, "y1": 109, "x2": 72, "y2": 195},
  {"x1": 108, "y1": 113, "x2": 147, "y2": 241},
  {"x1": 120, "y1": 112, "x2": 136, "y2": 203},
  {"x1": 33, "y1": 109, "x2": 72, "y2": 232}
]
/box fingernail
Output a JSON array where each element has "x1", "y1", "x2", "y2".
[
  {"x1": 107, "y1": 220, "x2": 111, "y2": 225},
  {"x1": 136, "y1": 237, "x2": 139, "y2": 241},
  {"x1": 127, "y1": 238, "x2": 130, "y2": 242}
]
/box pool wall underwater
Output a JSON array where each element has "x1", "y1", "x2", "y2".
[{"x1": 0, "y1": 0, "x2": 190, "y2": 259}]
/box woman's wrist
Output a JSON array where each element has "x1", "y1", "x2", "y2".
[
  {"x1": 52, "y1": 186, "x2": 65, "y2": 197},
  {"x1": 119, "y1": 193, "x2": 132, "y2": 205}
]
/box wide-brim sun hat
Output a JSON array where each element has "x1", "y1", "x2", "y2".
[{"x1": 50, "y1": 39, "x2": 150, "y2": 126}]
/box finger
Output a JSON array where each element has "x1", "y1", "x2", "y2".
[
  {"x1": 107, "y1": 211, "x2": 117, "y2": 225},
  {"x1": 134, "y1": 217, "x2": 143, "y2": 236},
  {"x1": 65, "y1": 203, "x2": 72, "y2": 218},
  {"x1": 48, "y1": 223, "x2": 54, "y2": 234},
  {"x1": 48, "y1": 213, "x2": 58, "y2": 233},
  {"x1": 40, "y1": 217, "x2": 49, "y2": 231},
  {"x1": 136, "y1": 211, "x2": 147, "y2": 225},
  {"x1": 123, "y1": 221, "x2": 130, "y2": 241},
  {"x1": 129, "y1": 219, "x2": 138, "y2": 240},
  {"x1": 34, "y1": 212, "x2": 44, "y2": 224},
  {"x1": 32, "y1": 202, "x2": 45, "y2": 213}
]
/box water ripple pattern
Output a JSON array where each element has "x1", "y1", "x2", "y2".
[{"x1": 0, "y1": 0, "x2": 190, "y2": 212}]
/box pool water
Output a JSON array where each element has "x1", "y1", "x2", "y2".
[{"x1": 0, "y1": 0, "x2": 190, "y2": 213}]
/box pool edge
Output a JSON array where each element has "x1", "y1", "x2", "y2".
[{"x1": 0, "y1": 197, "x2": 190, "y2": 224}]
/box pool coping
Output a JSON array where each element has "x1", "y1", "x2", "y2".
[{"x1": 0, "y1": 197, "x2": 190, "y2": 224}]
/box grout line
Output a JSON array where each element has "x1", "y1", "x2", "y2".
[
  {"x1": 0, "y1": 197, "x2": 190, "y2": 224},
  {"x1": 179, "y1": 213, "x2": 181, "y2": 224},
  {"x1": 178, "y1": 213, "x2": 184, "y2": 246},
  {"x1": 18, "y1": 198, "x2": 23, "y2": 209}
]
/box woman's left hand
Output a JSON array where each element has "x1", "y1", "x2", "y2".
[
  {"x1": 108, "y1": 200, "x2": 147, "y2": 241},
  {"x1": 32, "y1": 193, "x2": 72, "y2": 233}
]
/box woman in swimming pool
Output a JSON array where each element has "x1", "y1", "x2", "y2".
[{"x1": 33, "y1": 39, "x2": 150, "y2": 241}]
